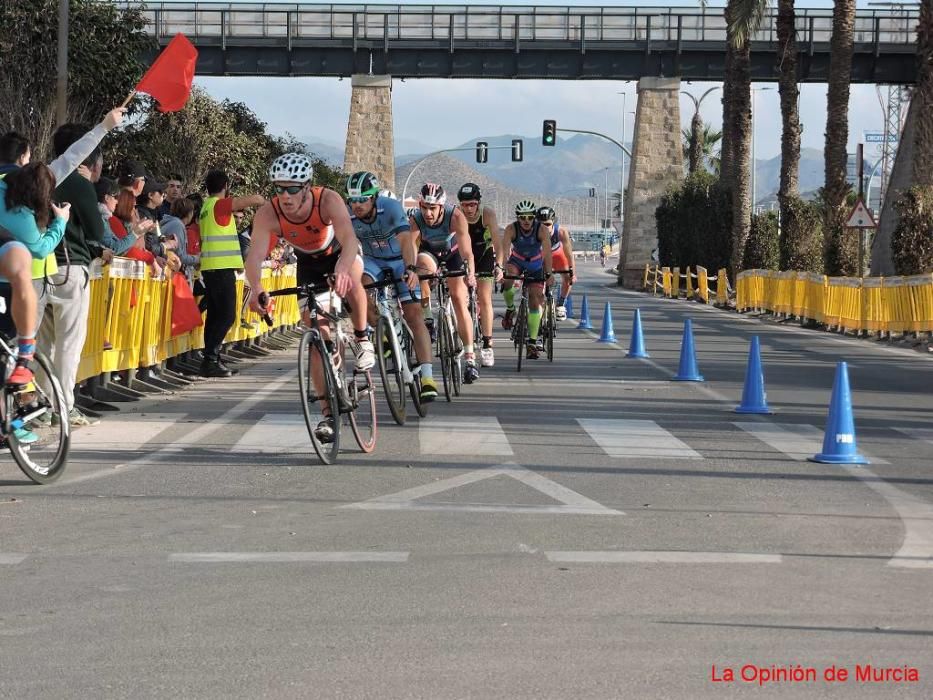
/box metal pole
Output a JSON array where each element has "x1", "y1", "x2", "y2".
[
  {"x1": 751, "y1": 88, "x2": 757, "y2": 215},
  {"x1": 857, "y1": 143, "x2": 865, "y2": 278},
  {"x1": 620, "y1": 92, "x2": 626, "y2": 225},
  {"x1": 56, "y1": 0, "x2": 69, "y2": 126}
]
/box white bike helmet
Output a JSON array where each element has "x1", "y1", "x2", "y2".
[
  {"x1": 419, "y1": 182, "x2": 446, "y2": 205},
  {"x1": 269, "y1": 153, "x2": 313, "y2": 183},
  {"x1": 515, "y1": 199, "x2": 537, "y2": 216}
]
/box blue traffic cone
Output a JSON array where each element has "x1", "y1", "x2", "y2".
[
  {"x1": 672, "y1": 319, "x2": 704, "y2": 381},
  {"x1": 809, "y1": 362, "x2": 868, "y2": 464},
  {"x1": 564, "y1": 294, "x2": 574, "y2": 319},
  {"x1": 626, "y1": 308, "x2": 649, "y2": 358},
  {"x1": 577, "y1": 294, "x2": 593, "y2": 330},
  {"x1": 597, "y1": 302, "x2": 616, "y2": 343},
  {"x1": 735, "y1": 336, "x2": 773, "y2": 414}
]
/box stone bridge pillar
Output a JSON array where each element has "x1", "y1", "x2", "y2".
[
  {"x1": 618, "y1": 77, "x2": 683, "y2": 287},
  {"x1": 343, "y1": 74, "x2": 396, "y2": 191}
]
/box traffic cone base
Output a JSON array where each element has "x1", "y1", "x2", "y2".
[
  {"x1": 734, "y1": 336, "x2": 773, "y2": 414},
  {"x1": 672, "y1": 318, "x2": 703, "y2": 381},
  {"x1": 626, "y1": 308, "x2": 649, "y2": 358},
  {"x1": 809, "y1": 361, "x2": 869, "y2": 464},
  {"x1": 597, "y1": 301, "x2": 616, "y2": 343},
  {"x1": 577, "y1": 294, "x2": 593, "y2": 330}
]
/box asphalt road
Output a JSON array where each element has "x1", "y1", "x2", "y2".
[{"x1": 1, "y1": 261, "x2": 931, "y2": 699}]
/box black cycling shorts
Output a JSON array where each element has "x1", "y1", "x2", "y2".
[
  {"x1": 472, "y1": 245, "x2": 495, "y2": 278},
  {"x1": 418, "y1": 244, "x2": 464, "y2": 275}
]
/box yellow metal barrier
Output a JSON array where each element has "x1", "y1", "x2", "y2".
[
  {"x1": 79, "y1": 260, "x2": 300, "y2": 383},
  {"x1": 696, "y1": 266, "x2": 709, "y2": 303},
  {"x1": 662, "y1": 267, "x2": 672, "y2": 297}
]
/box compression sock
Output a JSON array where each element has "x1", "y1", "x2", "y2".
[
  {"x1": 16, "y1": 337, "x2": 35, "y2": 363},
  {"x1": 503, "y1": 286, "x2": 516, "y2": 310},
  {"x1": 420, "y1": 363, "x2": 433, "y2": 380},
  {"x1": 527, "y1": 309, "x2": 542, "y2": 340}
]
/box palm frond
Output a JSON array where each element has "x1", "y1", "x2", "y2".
[{"x1": 729, "y1": 0, "x2": 771, "y2": 49}]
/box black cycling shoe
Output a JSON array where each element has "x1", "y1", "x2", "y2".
[
  {"x1": 525, "y1": 342, "x2": 540, "y2": 360},
  {"x1": 314, "y1": 417, "x2": 336, "y2": 443},
  {"x1": 464, "y1": 361, "x2": 479, "y2": 384}
]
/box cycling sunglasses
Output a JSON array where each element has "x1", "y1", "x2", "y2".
[
  {"x1": 347, "y1": 195, "x2": 372, "y2": 204},
  {"x1": 273, "y1": 184, "x2": 305, "y2": 195},
  {"x1": 517, "y1": 214, "x2": 535, "y2": 221}
]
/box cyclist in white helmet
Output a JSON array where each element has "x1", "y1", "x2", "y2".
[{"x1": 247, "y1": 152, "x2": 375, "y2": 443}]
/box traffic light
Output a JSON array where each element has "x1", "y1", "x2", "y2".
[
  {"x1": 542, "y1": 119, "x2": 557, "y2": 146},
  {"x1": 511, "y1": 139, "x2": 523, "y2": 162},
  {"x1": 476, "y1": 141, "x2": 488, "y2": 164}
]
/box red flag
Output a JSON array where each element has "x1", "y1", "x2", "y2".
[{"x1": 135, "y1": 34, "x2": 198, "y2": 112}]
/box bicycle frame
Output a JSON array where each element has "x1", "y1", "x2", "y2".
[{"x1": 371, "y1": 282, "x2": 420, "y2": 387}]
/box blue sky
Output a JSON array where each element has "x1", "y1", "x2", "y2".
[{"x1": 185, "y1": 0, "x2": 915, "y2": 163}]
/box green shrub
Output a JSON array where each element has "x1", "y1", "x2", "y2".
[
  {"x1": 744, "y1": 211, "x2": 780, "y2": 270},
  {"x1": 655, "y1": 172, "x2": 733, "y2": 271},
  {"x1": 892, "y1": 186, "x2": 933, "y2": 275},
  {"x1": 779, "y1": 196, "x2": 824, "y2": 273}
]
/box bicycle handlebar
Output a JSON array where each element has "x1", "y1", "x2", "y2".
[{"x1": 417, "y1": 268, "x2": 467, "y2": 281}]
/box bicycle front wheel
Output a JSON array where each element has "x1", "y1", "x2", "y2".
[
  {"x1": 298, "y1": 331, "x2": 341, "y2": 465},
  {"x1": 437, "y1": 309, "x2": 452, "y2": 402},
  {"x1": 6, "y1": 349, "x2": 70, "y2": 484},
  {"x1": 545, "y1": 298, "x2": 555, "y2": 362},
  {"x1": 375, "y1": 316, "x2": 406, "y2": 426},
  {"x1": 515, "y1": 299, "x2": 528, "y2": 373},
  {"x1": 347, "y1": 363, "x2": 377, "y2": 453}
]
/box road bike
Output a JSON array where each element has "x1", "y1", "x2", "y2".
[
  {"x1": 0, "y1": 298, "x2": 70, "y2": 483},
  {"x1": 367, "y1": 272, "x2": 426, "y2": 426},
  {"x1": 261, "y1": 282, "x2": 376, "y2": 464},
  {"x1": 419, "y1": 264, "x2": 467, "y2": 402},
  {"x1": 504, "y1": 268, "x2": 571, "y2": 370}
]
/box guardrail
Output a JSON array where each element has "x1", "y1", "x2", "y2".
[
  {"x1": 78, "y1": 258, "x2": 300, "y2": 384},
  {"x1": 125, "y1": 3, "x2": 918, "y2": 47},
  {"x1": 735, "y1": 269, "x2": 933, "y2": 334},
  {"x1": 642, "y1": 264, "x2": 731, "y2": 306}
]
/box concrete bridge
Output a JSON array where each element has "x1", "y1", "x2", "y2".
[
  {"x1": 133, "y1": 3, "x2": 918, "y2": 84},
  {"x1": 126, "y1": 3, "x2": 920, "y2": 285}
]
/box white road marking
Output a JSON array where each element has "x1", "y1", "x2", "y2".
[
  {"x1": 734, "y1": 422, "x2": 888, "y2": 464},
  {"x1": 419, "y1": 417, "x2": 513, "y2": 456},
  {"x1": 169, "y1": 552, "x2": 410, "y2": 563},
  {"x1": 546, "y1": 551, "x2": 782, "y2": 564},
  {"x1": 0, "y1": 554, "x2": 27, "y2": 565},
  {"x1": 894, "y1": 426, "x2": 933, "y2": 447},
  {"x1": 70, "y1": 413, "x2": 187, "y2": 451},
  {"x1": 231, "y1": 413, "x2": 308, "y2": 453},
  {"x1": 48, "y1": 369, "x2": 298, "y2": 486},
  {"x1": 578, "y1": 419, "x2": 702, "y2": 459},
  {"x1": 341, "y1": 461, "x2": 622, "y2": 515}
]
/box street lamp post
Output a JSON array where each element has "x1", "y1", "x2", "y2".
[
  {"x1": 618, "y1": 91, "x2": 627, "y2": 225},
  {"x1": 750, "y1": 86, "x2": 773, "y2": 213}
]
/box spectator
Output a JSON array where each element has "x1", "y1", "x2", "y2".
[
  {"x1": 136, "y1": 178, "x2": 174, "y2": 259},
  {"x1": 159, "y1": 174, "x2": 184, "y2": 218},
  {"x1": 117, "y1": 159, "x2": 147, "y2": 198},
  {"x1": 37, "y1": 123, "x2": 110, "y2": 427},
  {"x1": 160, "y1": 197, "x2": 199, "y2": 281},
  {"x1": 95, "y1": 177, "x2": 140, "y2": 256},
  {"x1": 198, "y1": 169, "x2": 265, "y2": 377},
  {"x1": 113, "y1": 189, "x2": 159, "y2": 273},
  {"x1": 0, "y1": 163, "x2": 69, "y2": 387}
]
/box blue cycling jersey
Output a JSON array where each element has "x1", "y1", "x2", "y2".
[
  {"x1": 509, "y1": 219, "x2": 544, "y2": 262},
  {"x1": 413, "y1": 204, "x2": 457, "y2": 251},
  {"x1": 349, "y1": 196, "x2": 411, "y2": 259}
]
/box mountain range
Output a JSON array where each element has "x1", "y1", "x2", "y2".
[{"x1": 301, "y1": 135, "x2": 832, "y2": 204}]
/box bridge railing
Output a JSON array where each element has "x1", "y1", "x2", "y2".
[{"x1": 126, "y1": 4, "x2": 918, "y2": 47}]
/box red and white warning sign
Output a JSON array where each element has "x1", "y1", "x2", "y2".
[{"x1": 845, "y1": 198, "x2": 877, "y2": 228}]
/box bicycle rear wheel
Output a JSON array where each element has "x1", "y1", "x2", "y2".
[
  {"x1": 298, "y1": 330, "x2": 341, "y2": 465},
  {"x1": 5, "y1": 350, "x2": 70, "y2": 484},
  {"x1": 347, "y1": 357, "x2": 377, "y2": 453},
  {"x1": 375, "y1": 316, "x2": 406, "y2": 426},
  {"x1": 449, "y1": 318, "x2": 462, "y2": 397}
]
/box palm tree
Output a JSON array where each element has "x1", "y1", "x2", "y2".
[
  {"x1": 681, "y1": 122, "x2": 723, "y2": 174},
  {"x1": 682, "y1": 87, "x2": 721, "y2": 173},
  {"x1": 915, "y1": 0, "x2": 933, "y2": 186},
  {"x1": 823, "y1": 0, "x2": 858, "y2": 275},
  {"x1": 725, "y1": 0, "x2": 768, "y2": 275},
  {"x1": 776, "y1": 0, "x2": 802, "y2": 253}
]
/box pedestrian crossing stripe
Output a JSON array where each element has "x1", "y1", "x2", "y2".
[
  {"x1": 231, "y1": 413, "x2": 308, "y2": 453},
  {"x1": 577, "y1": 418, "x2": 702, "y2": 459},
  {"x1": 419, "y1": 417, "x2": 513, "y2": 456},
  {"x1": 0, "y1": 554, "x2": 27, "y2": 565},
  {"x1": 340, "y1": 461, "x2": 622, "y2": 515},
  {"x1": 734, "y1": 422, "x2": 888, "y2": 464},
  {"x1": 70, "y1": 413, "x2": 189, "y2": 452}
]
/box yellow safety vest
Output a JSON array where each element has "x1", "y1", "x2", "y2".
[
  {"x1": 198, "y1": 196, "x2": 242, "y2": 271},
  {"x1": 0, "y1": 172, "x2": 59, "y2": 279}
]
